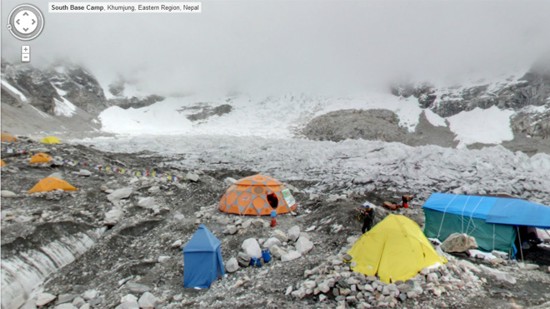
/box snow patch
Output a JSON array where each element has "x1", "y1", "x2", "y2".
[
  {"x1": 447, "y1": 106, "x2": 514, "y2": 147},
  {"x1": 53, "y1": 97, "x2": 77, "y2": 117},
  {"x1": 1, "y1": 78, "x2": 28, "y2": 103},
  {"x1": 424, "y1": 109, "x2": 447, "y2": 127}
]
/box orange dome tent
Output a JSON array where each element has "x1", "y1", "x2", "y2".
[
  {"x1": 1, "y1": 133, "x2": 17, "y2": 143},
  {"x1": 28, "y1": 177, "x2": 77, "y2": 193},
  {"x1": 29, "y1": 153, "x2": 52, "y2": 164},
  {"x1": 0, "y1": 160, "x2": 6, "y2": 167},
  {"x1": 219, "y1": 174, "x2": 297, "y2": 216}
]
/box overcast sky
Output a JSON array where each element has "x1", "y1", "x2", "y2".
[{"x1": 2, "y1": 0, "x2": 550, "y2": 95}]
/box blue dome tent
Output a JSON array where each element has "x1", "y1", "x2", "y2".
[{"x1": 183, "y1": 224, "x2": 225, "y2": 288}]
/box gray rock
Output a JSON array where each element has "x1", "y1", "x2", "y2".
[
  {"x1": 107, "y1": 187, "x2": 133, "y2": 203},
  {"x1": 224, "y1": 225, "x2": 238, "y2": 235},
  {"x1": 237, "y1": 251, "x2": 250, "y2": 267},
  {"x1": 441, "y1": 233, "x2": 478, "y2": 253},
  {"x1": 241, "y1": 238, "x2": 262, "y2": 259},
  {"x1": 185, "y1": 172, "x2": 200, "y2": 182},
  {"x1": 319, "y1": 294, "x2": 328, "y2": 302},
  {"x1": 225, "y1": 257, "x2": 239, "y2": 273},
  {"x1": 78, "y1": 169, "x2": 92, "y2": 176},
  {"x1": 137, "y1": 197, "x2": 157, "y2": 210},
  {"x1": 281, "y1": 250, "x2": 301, "y2": 262},
  {"x1": 295, "y1": 237, "x2": 314, "y2": 254},
  {"x1": 82, "y1": 290, "x2": 98, "y2": 301},
  {"x1": 318, "y1": 282, "x2": 331, "y2": 294},
  {"x1": 36, "y1": 293, "x2": 57, "y2": 306},
  {"x1": 125, "y1": 282, "x2": 151, "y2": 294},
  {"x1": 399, "y1": 292, "x2": 407, "y2": 302},
  {"x1": 72, "y1": 297, "x2": 85, "y2": 307},
  {"x1": 138, "y1": 292, "x2": 158, "y2": 309},
  {"x1": 224, "y1": 177, "x2": 237, "y2": 186},
  {"x1": 80, "y1": 304, "x2": 91, "y2": 309},
  {"x1": 104, "y1": 207, "x2": 123, "y2": 226},
  {"x1": 427, "y1": 272, "x2": 439, "y2": 283},
  {"x1": 272, "y1": 229, "x2": 288, "y2": 242},
  {"x1": 270, "y1": 245, "x2": 287, "y2": 259},
  {"x1": 303, "y1": 280, "x2": 316, "y2": 290},
  {"x1": 287, "y1": 225, "x2": 301, "y2": 242},
  {"x1": 157, "y1": 256, "x2": 170, "y2": 264},
  {"x1": 291, "y1": 287, "x2": 306, "y2": 299},
  {"x1": 55, "y1": 304, "x2": 77, "y2": 309},
  {"x1": 479, "y1": 265, "x2": 516, "y2": 285},
  {"x1": 262, "y1": 237, "x2": 282, "y2": 249},
  {"x1": 1, "y1": 190, "x2": 17, "y2": 197},
  {"x1": 56, "y1": 294, "x2": 76, "y2": 304}
]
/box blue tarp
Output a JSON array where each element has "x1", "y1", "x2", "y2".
[
  {"x1": 183, "y1": 224, "x2": 225, "y2": 288},
  {"x1": 423, "y1": 193, "x2": 550, "y2": 229}
]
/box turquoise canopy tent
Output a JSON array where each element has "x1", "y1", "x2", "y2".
[
  {"x1": 183, "y1": 224, "x2": 225, "y2": 288},
  {"x1": 423, "y1": 193, "x2": 550, "y2": 254}
]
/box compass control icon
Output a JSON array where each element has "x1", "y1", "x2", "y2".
[{"x1": 7, "y1": 4, "x2": 45, "y2": 41}]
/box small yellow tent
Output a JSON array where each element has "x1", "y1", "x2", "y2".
[
  {"x1": 29, "y1": 153, "x2": 52, "y2": 164},
  {"x1": 1, "y1": 133, "x2": 17, "y2": 143},
  {"x1": 0, "y1": 160, "x2": 6, "y2": 167},
  {"x1": 41, "y1": 136, "x2": 61, "y2": 144},
  {"x1": 28, "y1": 177, "x2": 77, "y2": 193},
  {"x1": 348, "y1": 214, "x2": 447, "y2": 283}
]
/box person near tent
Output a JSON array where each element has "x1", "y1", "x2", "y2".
[
  {"x1": 402, "y1": 194, "x2": 415, "y2": 208},
  {"x1": 267, "y1": 192, "x2": 278, "y2": 227},
  {"x1": 356, "y1": 201, "x2": 375, "y2": 233}
]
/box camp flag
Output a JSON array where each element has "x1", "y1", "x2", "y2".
[
  {"x1": 151, "y1": 170, "x2": 157, "y2": 177},
  {"x1": 105, "y1": 165, "x2": 112, "y2": 173}
]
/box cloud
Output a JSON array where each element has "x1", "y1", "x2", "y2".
[{"x1": 2, "y1": 0, "x2": 550, "y2": 95}]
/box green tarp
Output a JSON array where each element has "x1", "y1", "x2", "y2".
[{"x1": 423, "y1": 208, "x2": 516, "y2": 253}]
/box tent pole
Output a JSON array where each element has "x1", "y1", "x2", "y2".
[{"x1": 516, "y1": 226, "x2": 524, "y2": 262}]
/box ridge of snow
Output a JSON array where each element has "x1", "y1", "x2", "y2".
[
  {"x1": 53, "y1": 97, "x2": 77, "y2": 117},
  {"x1": 424, "y1": 109, "x2": 447, "y2": 127}
]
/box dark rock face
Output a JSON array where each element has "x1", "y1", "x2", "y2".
[
  {"x1": 1, "y1": 62, "x2": 109, "y2": 115},
  {"x1": 109, "y1": 95, "x2": 165, "y2": 110}
]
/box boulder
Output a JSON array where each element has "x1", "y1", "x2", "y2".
[
  {"x1": 237, "y1": 252, "x2": 251, "y2": 267},
  {"x1": 224, "y1": 177, "x2": 237, "y2": 186},
  {"x1": 270, "y1": 245, "x2": 287, "y2": 259},
  {"x1": 287, "y1": 226, "x2": 301, "y2": 242},
  {"x1": 107, "y1": 187, "x2": 133, "y2": 203},
  {"x1": 82, "y1": 289, "x2": 98, "y2": 300},
  {"x1": 295, "y1": 237, "x2": 314, "y2": 254},
  {"x1": 479, "y1": 265, "x2": 516, "y2": 285},
  {"x1": 263, "y1": 237, "x2": 282, "y2": 249},
  {"x1": 138, "y1": 292, "x2": 158, "y2": 309},
  {"x1": 272, "y1": 229, "x2": 288, "y2": 242},
  {"x1": 137, "y1": 197, "x2": 157, "y2": 210},
  {"x1": 55, "y1": 304, "x2": 77, "y2": 309},
  {"x1": 441, "y1": 233, "x2": 478, "y2": 253},
  {"x1": 185, "y1": 172, "x2": 200, "y2": 182},
  {"x1": 224, "y1": 225, "x2": 238, "y2": 235},
  {"x1": 78, "y1": 169, "x2": 92, "y2": 176},
  {"x1": 36, "y1": 292, "x2": 56, "y2": 306},
  {"x1": 1, "y1": 190, "x2": 17, "y2": 198},
  {"x1": 104, "y1": 207, "x2": 123, "y2": 226},
  {"x1": 225, "y1": 257, "x2": 239, "y2": 273},
  {"x1": 241, "y1": 238, "x2": 262, "y2": 259},
  {"x1": 281, "y1": 250, "x2": 301, "y2": 262}
]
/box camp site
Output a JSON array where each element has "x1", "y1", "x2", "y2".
[
  {"x1": 1, "y1": 133, "x2": 549, "y2": 309},
  {"x1": 2, "y1": 0, "x2": 550, "y2": 308}
]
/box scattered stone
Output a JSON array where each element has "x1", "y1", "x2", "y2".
[
  {"x1": 285, "y1": 286, "x2": 293, "y2": 296},
  {"x1": 441, "y1": 233, "x2": 478, "y2": 253},
  {"x1": 170, "y1": 240, "x2": 183, "y2": 248},
  {"x1": 263, "y1": 237, "x2": 282, "y2": 249},
  {"x1": 479, "y1": 265, "x2": 516, "y2": 285},
  {"x1": 148, "y1": 186, "x2": 160, "y2": 194},
  {"x1": 104, "y1": 207, "x2": 123, "y2": 226},
  {"x1": 55, "y1": 304, "x2": 77, "y2": 309},
  {"x1": 295, "y1": 236, "x2": 314, "y2": 254},
  {"x1": 237, "y1": 252, "x2": 250, "y2": 267},
  {"x1": 224, "y1": 177, "x2": 237, "y2": 186},
  {"x1": 318, "y1": 282, "x2": 331, "y2": 294},
  {"x1": 291, "y1": 287, "x2": 306, "y2": 299},
  {"x1": 56, "y1": 294, "x2": 76, "y2": 304},
  {"x1": 137, "y1": 197, "x2": 157, "y2": 210},
  {"x1": 107, "y1": 187, "x2": 133, "y2": 203},
  {"x1": 82, "y1": 289, "x2": 98, "y2": 300},
  {"x1": 72, "y1": 297, "x2": 85, "y2": 308},
  {"x1": 303, "y1": 280, "x2": 316, "y2": 290},
  {"x1": 519, "y1": 263, "x2": 539, "y2": 270},
  {"x1": 224, "y1": 225, "x2": 238, "y2": 235},
  {"x1": 242, "y1": 238, "x2": 262, "y2": 259},
  {"x1": 319, "y1": 294, "x2": 328, "y2": 302},
  {"x1": 78, "y1": 169, "x2": 92, "y2": 176},
  {"x1": 185, "y1": 172, "x2": 200, "y2": 182},
  {"x1": 36, "y1": 292, "x2": 57, "y2": 307},
  {"x1": 157, "y1": 256, "x2": 170, "y2": 264},
  {"x1": 281, "y1": 250, "x2": 302, "y2": 262},
  {"x1": 226, "y1": 257, "x2": 239, "y2": 273},
  {"x1": 272, "y1": 229, "x2": 288, "y2": 242},
  {"x1": 1, "y1": 190, "x2": 17, "y2": 198},
  {"x1": 138, "y1": 292, "x2": 158, "y2": 309},
  {"x1": 125, "y1": 282, "x2": 151, "y2": 294},
  {"x1": 427, "y1": 272, "x2": 439, "y2": 283},
  {"x1": 287, "y1": 225, "x2": 301, "y2": 242},
  {"x1": 270, "y1": 245, "x2": 287, "y2": 259}
]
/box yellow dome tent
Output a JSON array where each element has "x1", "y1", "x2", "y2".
[
  {"x1": 28, "y1": 177, "x2": 77, "y2": 193},
  {"x1": 41, "y1": 136, "x2": 61, "y2": 144},
  {"x1": 219, "y1": 174, "x2": 297, "y2": 216},
  {"x1": 29, "y1": 153, "x2": 52, "y2": 164},
  {"x1": 348, "y1": 214, "x2": 447, "y2": 283},
  {"x1": 1, "y1": 133, "x2": 17, "y2": 143}
]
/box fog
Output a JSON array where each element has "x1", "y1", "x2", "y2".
[{"x1": 2, "y1": 0, "x2": 550, "y2": 95}]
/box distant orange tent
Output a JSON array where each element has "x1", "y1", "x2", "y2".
[
  {"x1": 29, "y1": 153, "x2": 52, "y2": 164},
  {"x1": 1, "y1": 133, "x2": 17, "y2": 143},
  {"x1": 28, "y1": 177, "x2": 77, "y2": 193},
  {"x1": 219, "y1": 174, "x2": 297, "y2": 216},
  {"x1": 0, "y1": 160, "x2": 6, "y2": 167}
]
